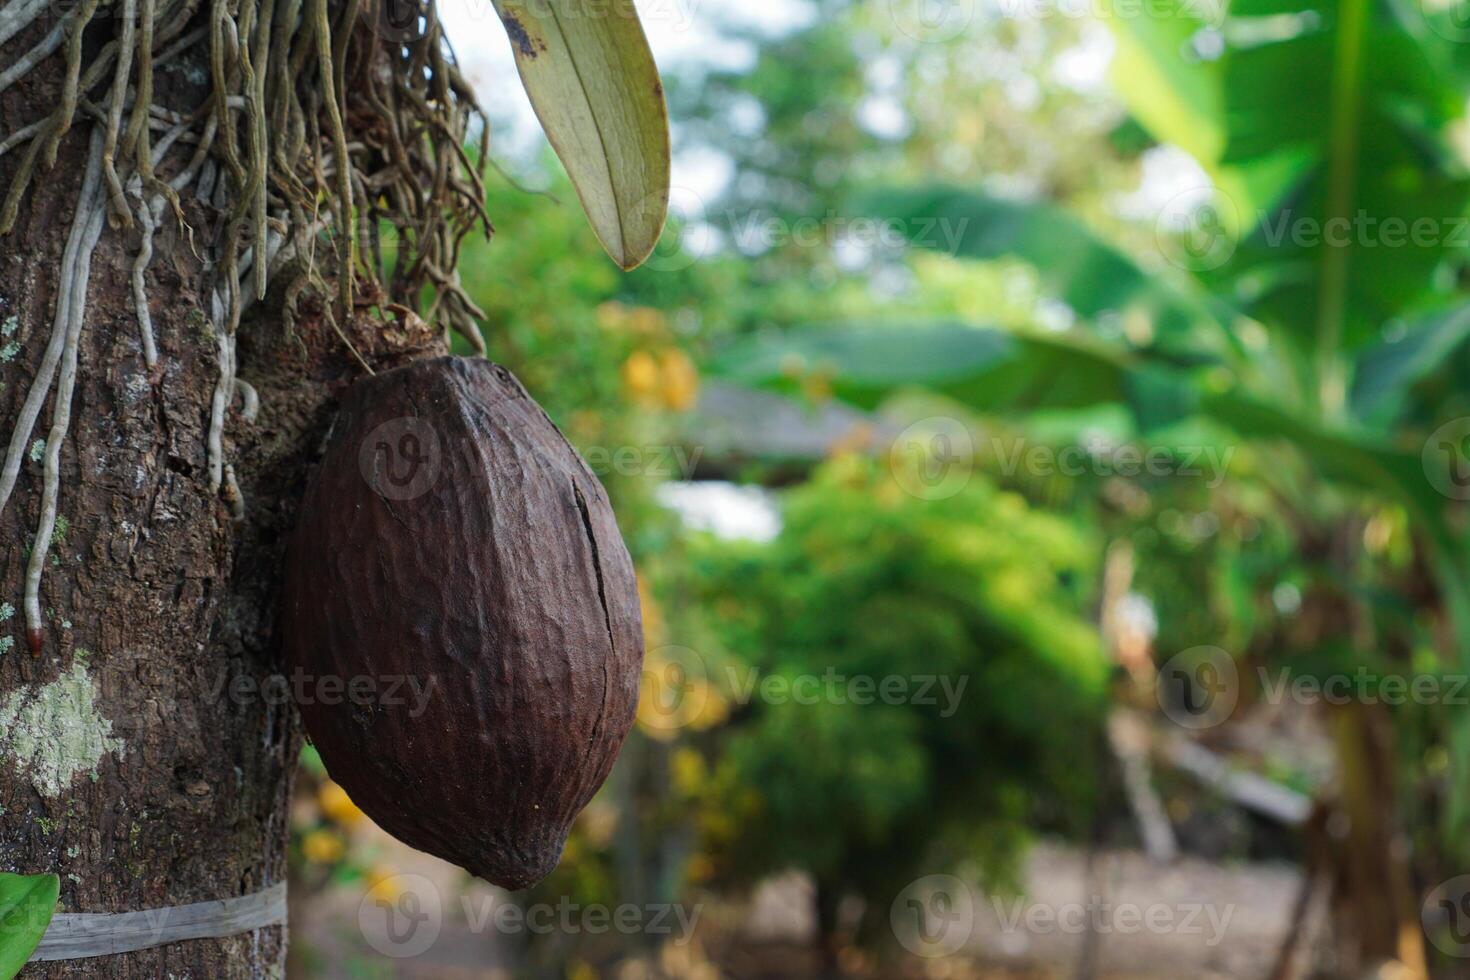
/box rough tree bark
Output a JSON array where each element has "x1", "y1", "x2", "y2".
[{"x1": 0, "y1": 28, "x2": 442, "y2": 976}]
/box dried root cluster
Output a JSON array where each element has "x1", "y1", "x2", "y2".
[{"x1": 0, "y1": 0, "x2": 491, "y2": 651}]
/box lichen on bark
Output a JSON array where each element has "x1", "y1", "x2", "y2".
[{"x1": 0, "y1": 663, "x2": 124, "y2": 798}]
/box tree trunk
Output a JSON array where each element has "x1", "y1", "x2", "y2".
[
  {"x1": 0, "y1": 45, "x2": 440, "y2": 977},
  {"x1": 813, "y1": 878, "x2": 843, "y2": 977}
]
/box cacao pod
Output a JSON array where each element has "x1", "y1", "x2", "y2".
[{"x1": 284, "y1": 356, "x2": 644, "y2": 889}]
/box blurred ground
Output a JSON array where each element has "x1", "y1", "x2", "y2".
[{"x1": 290, "y1": 832, "x2": 1301, "y2": 979}]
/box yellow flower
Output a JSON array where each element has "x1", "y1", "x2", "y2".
[
  {"x1": 365, "y1": 868, "x2": 403, "y2": 905},
  {"x1": 621, "y1": 350, "x2": 661, "y2": 407},
  {"x1": 318, "y1": 782, "x2": 365, "y2": 827},
  {"x1": 659, "y1": 349, "x2": 700, "y2": 412},
  {"x1": 370, "y1": 863, "x2": 405, "y2": 899},
  {"x1": 671, "y1": 747, "x2": 706, "y2": 794},
  {"x1": 302, "y1": 829, "x2": 346, "y2": 865}
]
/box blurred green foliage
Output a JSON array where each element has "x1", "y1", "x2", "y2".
[{"x1": 684, "y1": 455, "x2": 1107, "y2": 907}]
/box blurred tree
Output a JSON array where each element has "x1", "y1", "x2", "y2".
[{"x1": 682, "y1": 454, "x2": 1108, "y2": 968}]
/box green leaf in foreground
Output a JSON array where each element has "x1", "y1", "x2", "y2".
[
  {"x1": 492, "y1": 0, "x2": 671, "y2": 270},
  {"x1": 0, "y1": 872, "x2": 59, "y2": 978}
]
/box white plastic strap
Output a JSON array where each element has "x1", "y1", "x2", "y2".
[{"x1": 30, "y1": 882, "x2": 287, "y2": 962}]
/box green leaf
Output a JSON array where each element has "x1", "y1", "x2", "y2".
[
  {"x1": 1200, "y1": 390, "x2": 1445, "y2": 529},
  {"x1": 492, "y1": 0, "x2": 670, "y2": 270},
  {"x1": 855, "y1": 185, "x2": 1229, "y2": 355},
  {"x1": 1351, "y1": 305, "x2": 1470, "y2": 426},
  {"x1": 0, "y1": 872, "x2": 59, "y2": 978},
  {"x1": 1106, "y1": 0, "x2": 1309, "y2": 237},
  {"x1": 1207, "y1": 5, "x2": 1470, "y2": 352},
  {"x1": 713, "y1": 321, "x2": 1136, "y2": 415},
  {"x1": 1106, "y1": 0, "x2": 1224, "y2": 165}
]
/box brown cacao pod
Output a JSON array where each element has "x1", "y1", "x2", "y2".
[{"x1": 284, "y1": 356, "x2": 644, "y2": 889}]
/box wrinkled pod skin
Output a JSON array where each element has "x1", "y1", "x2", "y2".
[{"x1": 284, "y1": 357, "x2": 644, "y2": 889}]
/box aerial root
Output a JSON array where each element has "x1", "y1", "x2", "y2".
[
  {"x1": 0, "y1": 0, "x2": 490, "y2": 640},
  {"x1": 23, "y1": 130, "x2": 107, "y2": 654},
  {"x1": 130, "y1": 193, "x2": 160, "y2": 367},
  {"x1": 234, "y1": 378, "x2": 258, "y2": 422}
]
